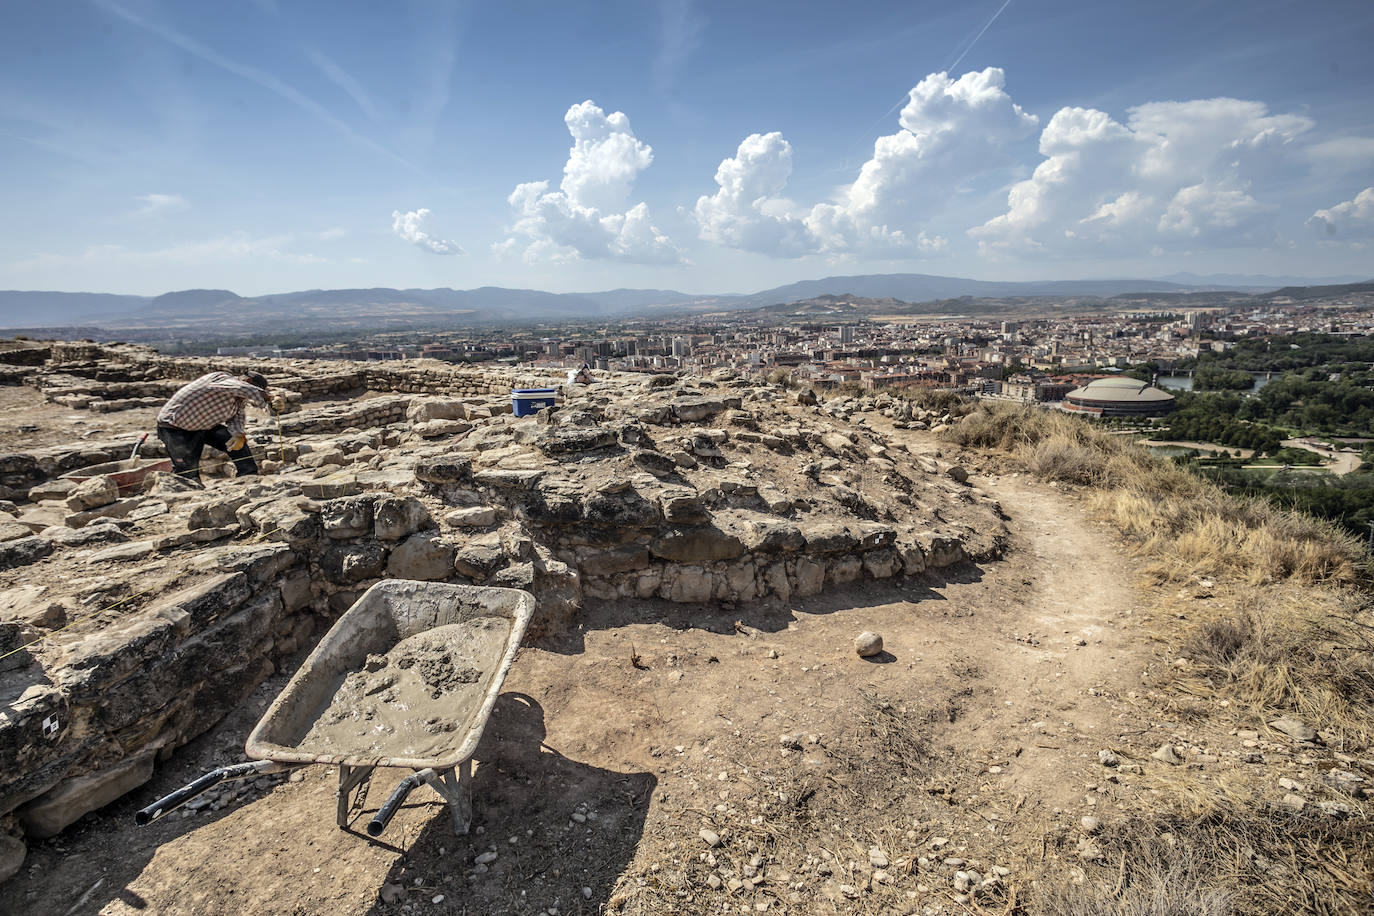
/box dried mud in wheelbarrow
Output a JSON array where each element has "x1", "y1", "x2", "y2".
[{"x1": 246, "y1": 580, "x2": 533, "y2": 772}]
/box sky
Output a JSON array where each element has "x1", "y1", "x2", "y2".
[{"x1": 1, "y1": 0, "x2": 1372, "y2": 297}]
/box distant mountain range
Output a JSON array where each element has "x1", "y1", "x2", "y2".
[{"x1": 1, "y1": 271, "x2": 1369, "y2": 331}]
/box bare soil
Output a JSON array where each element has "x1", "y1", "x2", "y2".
[
  {"x1": 8, "y1": 446, "x2": 1192, "y2": 915},
  {"x1": 0, "y1": 385, "x2": 161, "y2": 451}
]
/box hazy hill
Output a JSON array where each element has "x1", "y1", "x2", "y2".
[
  {"x1": 1160, "y1": 271, "x2": 1369, "y2": 288},
  {"x1": 144, "y1": 289, "x2": 242, "y2": 314},
  {"x1": 1261, "y1": 281, "x2": 1374, "y2": 301},
  {"x1": 2, "y1": 273, "x2": 1368, "y2": 331},
  {"x1": 736, "y1": 273, "x2": 1193, "y2": 308},
  {"x1": 0, "y1": 291, "x2": 150, "y2": 325}
]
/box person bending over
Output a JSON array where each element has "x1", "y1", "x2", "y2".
[{"x1": 156, "y1": 371, "x2": 282, "y2": 483}]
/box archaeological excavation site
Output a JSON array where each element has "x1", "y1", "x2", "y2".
[{"x1": 0, "y1": 340, "x2": 1369, "y2": 915}]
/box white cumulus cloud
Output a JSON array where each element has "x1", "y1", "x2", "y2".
[
  {"x1": 693, "y1": 68, "x2": 1035, "y2": 258},
  {"x1": 500, "y1": 101, "x2": 682, "y2": 264},
  {"x1": 971, "y1": 98, "x2": 1312, "y2": 254},
  {"x1": 134, "y1": 193, "x2": 189, "y2": 216},
  {"x1": 391, "y1": 208, "x2": 464, "y2": 255},
  {"x1": 1309, "y1": 187, "x2": 1374, "y2": 240}
]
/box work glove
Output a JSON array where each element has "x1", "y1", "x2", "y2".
[
  {"x1": 227, "y1": 434, "x2": 248, "y2": 452},
  {"x1": 268, "y1": 393, "x2": 287, "y2": 412}
]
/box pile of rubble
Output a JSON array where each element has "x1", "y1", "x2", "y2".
[{"x1": 0, "y1": 343, "x2": 1007, "y2": 880}]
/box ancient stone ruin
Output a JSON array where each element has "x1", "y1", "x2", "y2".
[{"x1": 0, "y1": 342, "x2": 1007, "y2": 878}]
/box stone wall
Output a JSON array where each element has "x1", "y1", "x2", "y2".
[
  {"x1": 1, "y1": 545, "x2": 313, "y2": 840},
  {"x1": 0, "y1": 348, "x2": 51, "y2": 367}
]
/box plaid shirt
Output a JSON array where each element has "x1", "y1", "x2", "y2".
[{"x1": 157, "y1": 372, "x2": 269, "y2": 436}]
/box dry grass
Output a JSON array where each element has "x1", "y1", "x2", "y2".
[
  {"x1": 940, "y1": 403, "x2": 1374, "y2": 744},
  {"x1": 1034, "y1": 799, "x2": 1374, "y2": 916}
]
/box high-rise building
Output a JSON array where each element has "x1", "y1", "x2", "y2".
[
  {"x1": 838, "y1": 325, "x2": 854, "y2": 344},
  {"x1": 672, "y1": 336, "x2": 691, "y2": 358}
]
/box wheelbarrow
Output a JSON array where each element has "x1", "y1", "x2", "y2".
[
  {"x1": 60, "y1": 457, "x2": 173, "y2": 496},
  {"x1": 136, "y1": 580, "x2": 535, "y2": 837}
]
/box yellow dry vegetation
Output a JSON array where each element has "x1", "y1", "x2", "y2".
[{"x1": 943, "y1": 402, "x2": 1372, "y2": 744}]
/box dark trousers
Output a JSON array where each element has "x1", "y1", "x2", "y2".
[{"x1": 156, "y1": 424, "x2": 258, "y2": 483}]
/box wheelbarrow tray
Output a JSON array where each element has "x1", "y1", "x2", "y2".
[
  {"x1": 60, "y1": 457, "x2": 173, "y2": 495},
  {"x1": 246, "y1": 580, "x2": 534, "y2": 771}
]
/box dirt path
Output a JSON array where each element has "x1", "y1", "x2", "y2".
[
  {"x1": 10, "y1": 466, "x2": 1164, "y2": 915},
  {"x1": 1282, "y1": 437, "x2": 1363, "y2": 475}
]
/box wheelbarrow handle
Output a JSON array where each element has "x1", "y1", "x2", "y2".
[
  {"x1": 135, "y1": 760, "x2": 293, "y2": 825},
  {"x1": 367, "y1": 768, "x2": 435, "y2": 837}
]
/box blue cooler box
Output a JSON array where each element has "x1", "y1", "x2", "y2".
[{"x1": 512, "y1": 387, "x2": 558, "y2": 417}]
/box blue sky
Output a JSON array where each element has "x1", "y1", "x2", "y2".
[{"x1": 2, "y1": 0, "x2": 1371, "y2": 296}]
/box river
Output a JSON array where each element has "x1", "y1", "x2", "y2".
[{"x1": 1157, "y1": 373, "x2": 1276, "y2": 394}]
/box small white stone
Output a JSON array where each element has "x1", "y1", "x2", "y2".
[{"x1": 855, "y1": 631, "x2": 883, "y2": 657}]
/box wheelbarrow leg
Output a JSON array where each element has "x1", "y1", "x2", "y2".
[
  {"x1": 337, "y1": 764, "x2": 374, "y2": 829},
  {"x1": 421, "y1": 760, "x2": 472, "y2": 836}
]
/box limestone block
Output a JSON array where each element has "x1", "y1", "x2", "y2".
[
  {"x1": 374, "y1": 496, "x2": 431, "y2": 541},
  {"x1": 0, "y1": 536, "x2": 53, "y2": 571},
  {"x1": 829, "y1": 555, "x2": 863, "y2": 585},
  {"x1": 0, "y1": 833, "x2": 25, "y2": 883},
  {"x1": 660, "y1": 492, "x2": 708, "y2": 523},
  {"x1": 406, "y1": 398, "x2": 468, "y2": 423},
  {"x1": 723, "y1": 560, "x2": 758, "y2": 601},
  {"x1": 65, "y1": 497, "x2": 144, "y2": 529},
  {"x1": 0, "y1": 620, "x2": 37, "y2": 673},
  {"x1": 414, "y1": 419, "x2": 471, "y2": 439},
  {"x1": 918, "y1": 532, "x2": 965, "y2": 568},
  {"x1": 298, "y1": 448, "x2": 346, "y2": 469},
  {"x1": 319, "y1": 543, "x2": 387, "y2": 584},
  {"x1": 65, "y1": 475, "x2": 120, "y2": 511},
  {"x1": 26, "y1": 479, "x2": 77, "y2": 502},
  {"x1": 741, "y1": 519, "x2": 805, "y2": 554},
  {"x1": 854, "y1": 522, "x2": 897, "y2": 549},
  {"x1": 793, "y1": 557, "x2": 825, "y2": 596},
  {"x1": 820, "y1": 432, "x2": 854, "y2": 455},
  {"x1": 18, "y1": 752, "x2": 154, "y2": 839},
  {"x1": 650, "y1": 527, "x2": 745, "y2": 564},
  {"x1": 862, "y1": 548, "x2": 902, "y2": 579},
  {"x1": 668, "y1": 566, "x2": 713, "y2": 603},
  {"x1": 152, "y1": 527, "x2": 234, "y2": 551},
  {"x1": 899, "y1": 543, "x2": 927, "y2": 576},
  {"x1": 489, "y1": 561, "x2": 534, "y2": 590},
  {"x1": 88, "y1": 540, "x2": 155, "y2": 564},
  {"x1": 444, "y1": 506, "x2": 497, "y2": 528},
  {"x1": 213, "y1": 544, "x2": 297, "y2": 585},
  {"x1": 320, "y1": 494, "x2": 376, "y2": 539},
  {"x1": 474, "y1": 469, "x2": 543, "y2": 489},
  {"x1": 537, "y1": 427, "x2": 617, "y2": 455},
  {"x1": 576, "y1": 545, "x2": 650, "y2": 577},
  {"x1": 671, "y1": 397, "x2": 725, "y2": 422},
  {"x1": 800, "y1": 522, "x2": 859, "y2": 554},
  {"x1": 387, "y1": 532, "x2": 456, "y2": 581},
  {"x1": 581, "y1": 489, "x2": 662, "y2": 527},
  {"x1": 279, "y1": 569, "x2": 312, "y2": 612},
  {"x1": 763, "y1": 561, "x2": 791, "y2": 600},
  {"x1": 453, "y1": 538, "x2": 506, "y2": 579},
  {"x1": 635, "y1": 568, "x2": 661, "y2": 599}
]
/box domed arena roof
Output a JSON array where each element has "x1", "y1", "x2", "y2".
[
  {"x1": 1067, "y1": 377, "x2": 1175, "y2": 404},
  {"x1": 1061, "y1": 376, "x2": 1175, "y2": 416}
]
